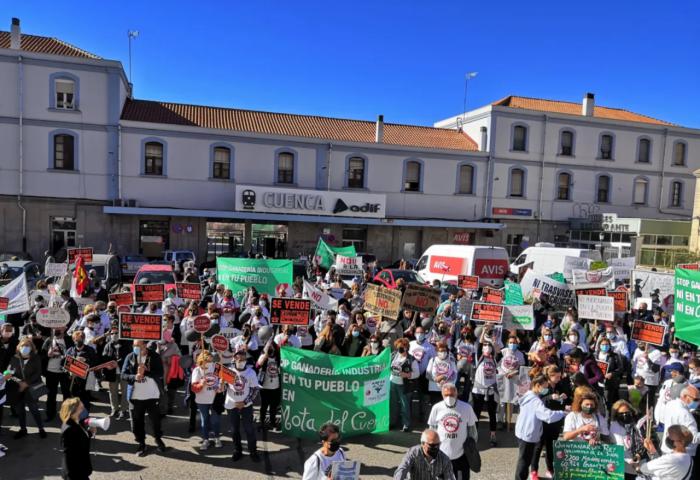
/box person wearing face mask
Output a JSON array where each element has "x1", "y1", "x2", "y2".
[
  {"x1": 499, "y1": 336, "x2": 525, "y2": 430},
  {"x1": 41, "y1": 326, "x2": 73, "y2": 422},
  {"x1": 102, "y1": 324, "x2": 132, "y2": 420},
  {"x1": 6, "y1": 338, "x2": 46, "y2": 439},
  {"x1": 514, "y1": 374, "x2": 567, "y2": 480},
  {"x1": 637, "y1": 424, "x2": 694, "y2": 480},
  {"x1": 394, "y1": 428, "x2": 456, "y2": 480},
  {"x1": 529, "y1": 328, "x2": 554, "y2": 355},
  {"x1": 0, "y1": 324, "x2": 18, "y2": 373},
  {"x1": 472, "y1": 340, "x2": 499, "y2": 446},
  {"x1": 632, "y1": 342, "x2": 663, "y2": 400},
  {"x1": 559, "y1": 329, "x2": 581, "y2": 358},
  {"x1": 601, "y1": 325, "x2": 629, "y2": 357},
  {"x1": 341, "y1": 325, "x2": 367, "y2": 357},
  {"x1": 409, "y1": 326, "x2": 437, "y2": 420},
  {"x1": 159, "y1": 315, "x2": 182, "y2": 416},
  {"x1": 689, "y1": 358, "x2": 700, "y2": 389},
  {"x1": 191, "y1": 351, "x2": 223, "y2": 450},
  {"x1": 661, "y1": 344, "x2": 685, "y2": 381},
  {"x1": 274, "y1": 325, "x2": 301, "y2": 349},
  {"x1": 66, "y1": 331, "x2": 97, "y2": 411},
  {"x1": 256, "y1": 342, "x2": 281, "y2": 431},
  {"x1": 658, "y1": 385, "x2": 700, "y2": 463},
  {"x1": 224, "y1": 349, "x2": 260, "y2": 462},
  {"x1": 597, "y1": 337, "x2": 624, "y2": 410},
  {"x1": 427, "y1": 383, "x2": 478, "y2": 480},
  {"x1": 361, "y1": 335, "x2": 383, "y2": 357},
  {"x1": 302, "y1": 422, "x2": 346, "y2": 480},
  {"x1": 654, "y1": 363, "x2": 687, "y2": 425},
  {"x1": 219, "y1": 289, "x2": 239, "y2": 328},
  {"x1": 390, "y1": 338, "x2": 420, "y2": 432},
  {"x1": 454, "y1": 327, "x2": 476, "y2": 403},
  {"x1": 563, "y1": 390, "x2": 609, "y2": 445},
  {"x1": 609, "y1": 400, "x2": 643, "y2": 480}
]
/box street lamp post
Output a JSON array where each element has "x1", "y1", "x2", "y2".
[{"x1": 462, "y1": 72, "x2": 478, "y2": 123}]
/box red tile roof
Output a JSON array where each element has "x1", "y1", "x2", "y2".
[
  {"x1": 0, "y1": 31, "x2": 100, "y2": 59},
  {"x1": 492, "y1": 95, "x2": 673, "y2": 126},
  {"x1": 121, "y1": 99, "x2": 479, "y2": 151}
]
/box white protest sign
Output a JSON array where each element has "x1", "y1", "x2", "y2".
[
  {"x1": 563, "y1": 256, "x2": 592, "y2": 280},
  {"x1": 571, "y1": 267, "x2": 614, "y2": 289},
  {"x1": 36, "y1": 307, "x2": 70, "y2": 328},
  {"x1": 610, "y1": 257, "x2": 635, "y2": 281},
  {"x1": 577, "y1": 295, "x2": 615, "y2": 321},
  {"x1": 503, "y1": 304, "x2": 535, "y2": 330},
  {"x1": 632, "y1": 269, "x2": 674, "y2": 300},
  {"x1": 0, "y1": 273, "x2": 30, "y2": 315},
  {"x1": 303, "y1": 279, "x2": 338, "y2": 311},
  {"x1": 519, "y1": 270, "x2": 576, "y2": 307},
  {"x1": 334, "y1": 255, "x2": 363, "y2": 276},
  {"x1": 45, "y1": 262, "x2": 68, "y2": 278},
  {"x1": 332, "y1": 460, "x2": 361, "y2": 480}
]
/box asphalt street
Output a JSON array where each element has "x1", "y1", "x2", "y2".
[{"x1": 0, "y1": 389, "x2": 529, "y2": 480}]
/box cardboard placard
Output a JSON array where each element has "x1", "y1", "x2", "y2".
[
  {"x1": 563, "y1": 256, "x2": 593, "y2": 280},
  {"x1": 36, "y1": 307, "x2": 70, "y2": 328},
  {"x1": 631, "y1": 320, "x2": 666, "y2": 346},
  {"x1": 610, "y1": 257, "x2": 636, "y2": 281},
  {"x1": 64, "y1": 356, "x2": 89, "y2": 379},
  {"x1": 483, "y1": 287, "x2": 504, "y2": 304},
  {"x1": 363, "y1": 283, "x2": 402, "y2": 320},
  {"x1": 597, "y1": 360, "x2": 609, "y2": 377},
  {"x1": 470, "y1": 302, "x2": 504, "y2": 323},
  {"x1": 119, "y1": 313, "x2": 163, "y2": 341},
  {"x1": 0, "y1": 296, "x2": 8, "y2": 310},
  {"x1": 45, "y1": 262, "x2": 68, "y2": 278},
  {"x1": 193, "y1": 315, "x2": 212, "y2": 333},
  {"x1": 117, "y1": 305, "x2": 131, "y2": 314},
  {"x1": 520, "y1": 270, "x2": 575, "y2": 307},
  {"x1": 109, "y1": 292, "x2": 134, "y2": 307},
  {"x1": 176, "y1": 282, "x2": 202, "y2": 301},
  {"x1": 553, "y1": 440, "x2": 624, "y2": 480},
  {"x1": 399, "y1": 283, "x2": 440, "y2": 314},
  {"x1": 302, "y1": 279, "x2": 338, "y2": 310},
  {"x1": 607, "y1": 291, "x2": 628, "y2": 313},
  {"x1": 575, "y1": 287, "x2": 607, "y2": 297},
  {"x1": 67, "y1": 247, "x2": 93, "y2": 265},
  {"x1": 457, "y1": 275, "x2": 479, "y2": 290},
  {"x1": 210, "y1": 334, "x2": 229, "y2": 352},
  {"x1": 577, "y1": 295, "x2": 615, "y2": 321},
  {"x1": 215, "y1": 363, "x2": 237, "y2": 384},
  {"x1": 270, "y1": 298, "x2": 312, "y2": 325},
  {"x1": 134, "y1": 283, "x2": 166, "y2": 303}
]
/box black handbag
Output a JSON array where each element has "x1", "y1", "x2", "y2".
[{"x1": 464, "y1": 436, "x2": 481, "y2": 473}]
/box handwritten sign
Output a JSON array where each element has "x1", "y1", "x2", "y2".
[
  {"x1": 457, "y1": 275, "x2": 479, "y2": 290},
  {"x1": 67, "y1": 247, "x2": 93, "y2": 265},
  {"x1": 109, "y1": 292, "x2": 134, "y2": 307},
  {"x1": 363, "y1": 284, "x2": 402, "y2": 320},
  {"x1": 0, "y1": 297, "x2": 8, "y2": 310},
  {"x1": 483, "y1": 287, "x2": 504, "y2": 304},
  {"x1": 45, "y1": 262, "x2": 68, "y2": 278},
  {"x1": 176, "y1": 282, "x2": 202, "y2": 301},
  {"x1": 553, "y1": 440, "x2": 624, "y2": 480},
  {"x1": 631, "y1": 320, "x2": 666, "y2": 347},
  {"x1": 64, "y1": 356, "x2": 89, "y2": 379},
  {"x1": 210, "y1": 334, "x2": 229, "y2": 352},
  {"x1": 36, "y1": 307, "x2": 70, "y2": 328},
  {"x1": 470, "y1": 302, "x2": 504, "y2": 323},
  {"x1": 134, "y1": 283, "x2": 165, "y2": 303},
  {"x1": 193, "y1": 315, "x2": 212, "y2": 333},
  {"x1": 215, "y1": 363, "x2": 237, "y2": 384},
  {"x1": 270, "y1": 298, "x2": 311, "y2": 325},
  {"x1": 399, "y1": 284, "x2": 440, "y2": 314},
  {"x1": 334, "y1": 255, "x2": 363, "y2": 276},
  {"x1": 607, "y1": 291, "x2": 627, "y2": 313},
  {"x1": 119, "y1": 313, "x2": 163, "y2": 341},
  {"x1": 577, "y1": 295, "x2": 615, "y2": 321}
]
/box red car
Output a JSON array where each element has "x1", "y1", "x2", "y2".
[
  {"x1": 373, "y1": 269, "x2": 424, "y2": 289},
  {"x1": 129, "y1": 264, "x2": 178, "y2": 293}
]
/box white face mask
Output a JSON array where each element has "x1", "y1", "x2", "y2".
[
  {"x1": 235, "y1": 360, "x2": 247, "y2": 370},
  {"x1": 437, "y1": 351, "x2": 447, "y2": 360},
  {"x1": 444, "y1": 395, "x2": 457, "y2": 408},
  {"x1": 482, "y1": 346, "x2": 492, "y2": 355},
  {"x1": 568, "y1": 335, "x2": 578, "y2": 343}
]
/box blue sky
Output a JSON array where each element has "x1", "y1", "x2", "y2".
[{"x1": 3, "y1": 1, "x2": 699, "y2": 127}]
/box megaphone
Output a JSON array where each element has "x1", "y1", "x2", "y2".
[{"x1": 86, "y1": 416, "x2": 110, "y2": 431}]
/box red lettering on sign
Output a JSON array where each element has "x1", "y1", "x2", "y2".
[{"x1": 428, "y1": 256, "x2": 464, "y2": 274}]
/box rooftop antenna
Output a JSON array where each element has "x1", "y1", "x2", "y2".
[
  {"x1": 127, "y1": 30, "x2": 139, "y2": 83},
  {"x1": 462, "y1": 72, "x2": 478, "y2": 123}
]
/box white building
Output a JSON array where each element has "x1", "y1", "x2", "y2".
[{"x1": 0, "y1": 18, "x2": 697, "y2": 265}]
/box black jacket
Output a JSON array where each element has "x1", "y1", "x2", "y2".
[
  {"x1": 121, "y1": 350, "x2": 164, "y2": 401},
  {"x1": 61, "y1": 419, "x2": 92, "y2": 480},
  {"x1": 0, "y1": 337, "x2": 18, "y2": 372},
  {"x1": 41, "y1": 335, "x2": 74, "y2": 374},
  {"x1": 101, "y1": 338, "x2": 132, "y2": 382}
]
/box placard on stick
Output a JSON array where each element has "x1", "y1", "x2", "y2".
[
  {"x1": 176, "y1": 282, "x2": 202, "y2": 301},
  {"x1": 36, "y1": 307, "x2": 70, "y2": 328},
  {"x1": 575, "y1": 287, "x2": 607, "y2": 297},
  {"x1": 631, "y1": 320, "x2": 666, "y2": 347},
  {"x1": 597, "y1": 360, "x2": 609, "y2": 377},
  {"x1": 270, "y1": 298, "x2": 312, "y2": 325},
  {"x1": 134, "y1": 284, "x2": 166, "y2": 303},
  {"x1": 119, "y1": 313, "x2": 163, "y2": 341},
  {"x1": 64, "y1": 356, "x2": 89, "y2": 379},
  {"x1": 457, "y1": 275, "x2": 479, "y2": 290},
  {"x1": 400, "y1": 284, "x2": 440, "y2": 314},
  {"x1": 363, "y1": 284, "x2": 402, "y2": 320},
  {"x1": 67, "y1": 247, "x2": 93, "y2": 265},
  {"x1": 193, "y1": 315, "x2": 212, "y2": 334},
  {"x1": 577, "y1": 295, "x2": 615, "y2": 322},
  {"x1": 470, "y1": 302, "x2": 504, "y2": 323},
  {"x1": 109, "y1": 292, "x2": 134, "y2": 307},
  {"x1": 607, "y1": 291, "x2": 628, "y2": 313},
  {"x1": 483, "y1": 287, "x2": 504, "y2": 304},
  {"x1": 211, "y1": 334, "x2": 229, "y2": 352}
]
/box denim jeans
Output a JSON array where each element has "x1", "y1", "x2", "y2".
[{"x1": 197, "y1": 403, "x2": 221, "y2": 440}]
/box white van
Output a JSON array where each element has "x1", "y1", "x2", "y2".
[
  {"x1": 415, "y1": 245, "x2": 510, "y2": 287},
  {"x1": 509, "y1": 244, "x2": 601, "y2": 276}
]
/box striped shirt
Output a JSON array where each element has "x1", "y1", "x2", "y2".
[{"x1": 394, "y1": 445, "x2": 456, "y2": 480}]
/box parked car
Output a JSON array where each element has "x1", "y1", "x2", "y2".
[
  {"x1": 164, "y1": 250, "x2": 196, "y2": 274},
  {"x1": 119, "y1": 254, "x2": 149, "y2": 278},
  {"x1": 130, "y1": 264, "x2": 177, "y2": 293},
  {"x1": 372, "y1": 269, "x2": 424, "y2": 290},
  {"x1": 0, "y1": 252, "x2": 33, "y2": 262},
  {"x1": 0, "y1": 260, "x2": 42, "y2": 290}
]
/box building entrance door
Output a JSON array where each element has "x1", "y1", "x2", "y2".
[{"x1": 51, "y1": 217, "x2": 77, "y2": 254}]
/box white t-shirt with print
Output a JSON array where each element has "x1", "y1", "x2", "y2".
[
  {"x1": 223, "y1": 366, "x2": 260, "y2": 409},
  {"x1": 262, "y1": 358, "x2": 281, "y2": 390},
  {"x1": 563, "y1": 412, "x2": 609, "y2": 441},
  {"x1": 428, "y1": 399, "x2": 477, "y2": 460},
  {"x1": 191, "y1": 363, "x2": 220, "y2": 405}
]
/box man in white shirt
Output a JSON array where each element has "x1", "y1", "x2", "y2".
[
  {"x1": 639, "y1": 424, "x2": 694, "y2": 480},
  {"x1": 654, "y1": 363, "x2": 687, "y2": 424},
  {"x1": 659, "y1": 386, "x2": 700, "y2": 458},
  {"x1": 428, "y1": 383, "x2": 478, "y2": 480},
  {"x1": 224, "y1": 349, "x2": 260, "y2": 462},
  {"x1": 603, "y1": 325, "x2": 628, "y2": 357}
]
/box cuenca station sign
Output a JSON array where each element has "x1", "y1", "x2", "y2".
[{"x1": 236, "y1": 185, "x2": 386, "y2": 218}]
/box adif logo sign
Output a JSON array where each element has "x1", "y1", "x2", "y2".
[{"x1": 333, "y1": 199, "x2": 381, "y2": 214}]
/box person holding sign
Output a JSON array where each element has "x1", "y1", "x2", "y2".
[
  {"x1": 390, "y1": 338, "x2": 420, "y2": 432},
  {"x1": 595, "y1": 336, "x2": 625, "y2": 410},
  {"x1": 224, "y1": 349, "x2": 260, "y2": 462},
  {"x1": 6, "y1": 338, "x2": 46, "y2": 439},
  {"x1": 472, "y1": 340, "x2": 499, "y2": 447},
  {"x1": 65, "y1": 331, "x2": 97, "y2": 411},
  {"x1": 256, "y1": 342, "x2": 282, "y2": 431},
  {"x1": 302, "y1": 422, "x2": 347, "y2": 480},
  {"x1": 41, "y1": 326, "x2": 72, "y2": 422},
  {"x1": 562, "y1": 390, "x2": 609, "y2": 445},
  {"x1": 191, "y1": 351, "x2": 223, "y2": 450},
  {"x1": 637, "y1": 424, "x2": 694, "y2": 480},
  {"x1": 59, "y1": 398, "x2": 93, "y2": 480},
  {"x1": 632, "y1": 342, "x2": 664, "y2": 401}
]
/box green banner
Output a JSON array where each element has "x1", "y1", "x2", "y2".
[
  {"x1": 280, "y1": 346, "x2": 390, "y2": 439},
  {"x1": 674, "y1": 268, "x2": 700, "y2": 346},
  {"x1": 216, "y1": 258, "x2": 293, "y2": 300},
  {"x1": 314, "y1": 238, "x2": 356, "y2": 270},
  {"x1": 504, "y1": 280, "x2": 524, "y2": 305},
  {"x1": 554, "y1": 441, "x2": 624, "y2": 480}
]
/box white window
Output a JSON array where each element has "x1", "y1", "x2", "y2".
[
  {"x1": 55, "y1": 80, "x2": 75, "y2": 110},
  {"x1": 638, "y1": 138, "x2": 651, "y2": 163},
  {"x1": 144, "y1": 142, "x2": 164, "y2": 175},
  {"x1": 458, "y1": 164, "x2": 474, "y2": 194},
  {"x1": 633, "y1": 178, "x2": 648, "y2": 205},
  {"x1": 347, "y1": 157, "x2": 365, "y2": 188},
  {"x1": 404, "y1": 161, "x2": 421, "y2": 192}
]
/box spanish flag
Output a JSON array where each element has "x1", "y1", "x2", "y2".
[{"x1": 74, "y1": 256, "x2": 89, "y2": 296}]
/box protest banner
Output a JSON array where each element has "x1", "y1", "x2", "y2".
[
  {"x1": 332, "y1": 461, "x2": 361, "y2": 480},
  {"x1": 176, "y1": 282, "x2": 202, "y2": 301},
  {"x1": 193, "y1": 315, "x2": 212, "y2": 333},
  {"x1": 270, "y1": 298, "x2": 312, "y2": 325},
  {"x1": 314, "y1": 238, "x2": 357, "y2": 270},
  {"x1": 673, "y1": 268, "x2": 700, "y2": 346},
  {"x1": 334, "y1": 255, "x2": 363, "y2": 277},
  {"x1": 363, "y1": 284, "x2": 402, "y2": 320},
  {"x1": 610, "y1": 257, "x2": 636, "y2": 281},
  {"x1": 67, "y1": 247, "x2": 93, "y2": 265},
  {"x1": 214, "y1": 363, "x2": 237, "y2": 384},
  {"x1": 134, "y1": 283, "x2": 165, "y2": 303},
  {"x1": 45, "y1": 262, "x2": 68, "y2": 278},
  {"x1": 399, "y1": 284, "x2": 440, "y2": 314},
  {"x1": 575, "y1": 287, "x2": 607, "y2": 297},
  {"x1": 0, "y1": 273, "x2": 30, "y2": 315},
  {"x1": 36, "y1": 307, "x2": 70, "y2": 328},
  {"x1": 503, "y1": 304, "x2": 534, "y2": 330},
  {"x1": 607, "y1": 290, "x2": 628, "y2": 313},
  {"x1": 572, "y1": 267, "x2": 614, "y2": 289},
  {"x1": 631, "y1": 320, "x2": 666, "y2": 346},
  {"x1": 64, "y1": 356, "x2": 89, "y2": 379},
  {"x1": 517, "y1": 261, "x2": 534, "y2": 283},
  {"x1": 563, "y1": 256, "x2": 592, "y2": 280},
  {"x1": 217, "y1": 258, "x2": 293, "y2": 300},
  {"x1": 632, "y1": 269, "x2": 674, "y2": 300},
  {"x1": 109, "y1": 292, "x2": 133, "y2": 307},
  {"x1": 577, "y1": 295, "x2": 615, "y2": 321},
  {"x1": 504, "y1": 280, "x2": 524, "y2": 305},
  {"x1": 0, "y1": 297, "x2": 7, "y2": 310},
  {"x1": 597, "y1": 361, "x2": 609, "y2": 377},
  {"x1": 553, "y1": 441, "x2": 624, "y2": 480},
  {"x1": 676, "y1": 262, "x2": 699, "y2": 271},
  {"x1": 470, "y1": 302, "x2": 504, "y2": 323},
  {"x1": 280, "y1": 347, "x2": 390, "y2": 439},
  {"x1": 210, "y1": 335, "x2": 229, "y2": 352},
  {"x1": 457, "y1": 275, "x2": 479, "y2": 290},
  {"x1": 302, "y1": 279, "x2": 338, "y2": 310},
  {"x1": 483, "y1": 287, "x2": 504, "y2": 304},
  {"x1": 119, "y1": 313, "x2": 163, "y2": 341},
  {"x1": 520, "y1": 270, "x2": 575, "y2": 307}
]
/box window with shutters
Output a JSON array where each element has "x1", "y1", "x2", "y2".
[
  {"x1": 55, "y1": 80, "x2": 75, "y2": 110},
  {"x1": 671, "y1": 181, "x2": 683, "y2": 207},
  {"x1": 633, "y1": 177, "x2": 648, "y2": 205}
]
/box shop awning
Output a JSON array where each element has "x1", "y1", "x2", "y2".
[{"x1": 103, "y1": 206, "x2": 505, "y2": 230}]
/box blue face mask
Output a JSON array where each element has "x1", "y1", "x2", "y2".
[
  {"x1": 544, "y1": 320, "x2": 553, "y2": 328},
  {"x1": 20, "y1": 346, "x2": 31, "y2": 356},
  {"x1": 600, "y1": 345, "x2": 610, "y2": 353},
  {"x1": 509, "y1": 344, "x2": 518, "y2": 351},
  {"x1": 606, "y1": 332, "x2": 615, "y2": 340},
  {"x1": 539, "y1": 387, "x2": 549, "y2": 396},
  {"x1": 352, "y1": 330, "x2": 360, "y2": 338},
  {"x1": 687, "y1": 400, "x2": 699, "y2": 411},
  {"x1": 133, "y1": 346, "x2": 141, "y2": 356}
]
